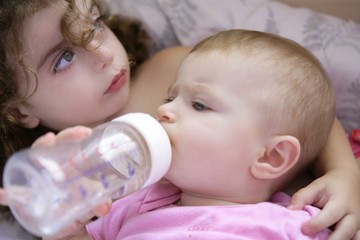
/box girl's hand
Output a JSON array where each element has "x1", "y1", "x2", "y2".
[
  {"x1": 0, "y1": 128, "x2": 96, "y2": 207},
  {"x1": 31, "y1": 126, "x2": 93, "y2": 148},
  {"x1": 37, "y1": 127, "x2": 112, "y2": 240},
  {"x1": 289, "y1": 167, "x2": 360, "y2": 240},
  {"x1": 8, "y1": 127, "x2": 112, "y2": 240}
]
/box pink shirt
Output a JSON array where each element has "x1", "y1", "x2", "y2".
[
  {"x1": 349, "y1": 133, "x2": 360, "y2": 158},
  {"x1": 87, "y1": 181, "x2": 330, "y2": 239}
]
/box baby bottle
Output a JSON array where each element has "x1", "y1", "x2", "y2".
[{"x1": 3, "y1": 113, "x2": 171, "y2": 237}]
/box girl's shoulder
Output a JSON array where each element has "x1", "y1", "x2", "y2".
[
  {"x1": 126, "y1": 46, "x2": 191, "y2": 116},
  {"x1": 148, "y1": 46, "x2": 191, "y2": 69},
  {"x1": 141, "y1": 46, "x2": 192, "y2": 90},
  {"x1": 133, "y1": 46, "x2": 191, "y2": 82}
]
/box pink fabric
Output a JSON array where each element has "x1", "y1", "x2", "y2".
[
  {"x1": 87, "y1": 180, "x2": 330, "y2": 240},
  {"x1": 349, "y1": 134, "x2": 360, "y2": 158}
]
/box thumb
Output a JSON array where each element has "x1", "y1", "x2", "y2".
[{"x1": 93, "y1": 200, "x2": 112, "y2": 217}]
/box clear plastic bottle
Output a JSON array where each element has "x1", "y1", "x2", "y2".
[{"x1": 3, "y1": 113, "x2": 171, "y2": 237}]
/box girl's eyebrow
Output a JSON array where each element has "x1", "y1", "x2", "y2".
[
  {"x1": 37, "y1": 1, "x2": 95, "y2": 71},
  {"x1": 37, "y1": 39, "x2": 66, "y2": 71}
]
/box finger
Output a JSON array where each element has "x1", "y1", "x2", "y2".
[
  {"x1": 32, "y1": 132, "x2": 56, "y2": 147},
  {"x1": 327, "y1": 215, "x2": 357, "y2": 240},
  {"x1": 56, "y1": 126, "x2": 92, "y2": 143},
  {"x1": 302, "y1": 200, "x2": 345, "y2": 235},
  {"x1": 93, "y1": 200, "x2": 112, "y2": 217},
  {"x1": 289, "y1": 183, "x2": 325, "y2": 210},
  {"x1": 0, "y1": 188, "x2": 8, "y2": 205}
]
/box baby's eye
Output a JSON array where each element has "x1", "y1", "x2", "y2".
[
  {"x1": 164, "y1": 97, "x2": 175, "y2": 103},
  {"x1": 192, "y1": 101, "x2": 210, "y2": 111},
  {"x1": 54, "y1": 49, "x2": 74, "y2": 74}
]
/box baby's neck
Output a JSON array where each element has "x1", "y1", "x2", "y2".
[{"x1": 177, "y1": 191, "x2": 259, "y2": 206}]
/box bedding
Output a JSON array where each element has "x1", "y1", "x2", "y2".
[{"x1": 108, "y1": 0, "x2": 360, "y2": 133}]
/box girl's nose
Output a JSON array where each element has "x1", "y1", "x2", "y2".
[
  {"x1": 92, "y1": 42, "x2": 115, "y2": 72},
  {"x1": 157, "y1": 103, "x2": 176, "y2": 123}
]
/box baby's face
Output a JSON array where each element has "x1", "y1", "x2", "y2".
[
  {"x1": 157, "y1": 51, "x2": 271, "y2": 199},
  {"x1": 14, "y1": 0, "x2": 130, "y2": 130}
]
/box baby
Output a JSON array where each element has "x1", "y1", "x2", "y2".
[{"x1": 84, "y1": 29, "x2": 335, "y2": 239}]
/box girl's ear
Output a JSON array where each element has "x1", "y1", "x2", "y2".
[
  {"x1": 16, "y1": 104, "x2": 40, "y2": 129},
  {"x1": 250, "y1": 136, "x2": 300, "y2": 180}
]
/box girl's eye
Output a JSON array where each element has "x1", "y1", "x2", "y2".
[
  {"x1": 54, "y1": 49, "x2": 74, "y2": 74},
  {"x1": 91, "y1": 6, "x2": 105, "y2": 32},
  {"x1": 192, "y1": 102, "x2": 210, "y2": 111}
]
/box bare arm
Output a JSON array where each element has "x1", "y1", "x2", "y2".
[
  {"x1": 315, "y1": 118, "x2": 359, "y2": 176},
  {"x1": 126, "y1": 46, "x2": 191, "y2": 117}
]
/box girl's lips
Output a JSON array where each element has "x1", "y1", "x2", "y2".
[{"x1": 104, "y1": 69, "x2": 127, "y2": 94}]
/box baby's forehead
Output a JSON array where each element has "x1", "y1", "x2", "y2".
[
  {"x1": 185, "y1": 49, "x2": 277, "y2": 80},
  {"x1": 187, "y1": 48, "x2": 274, "y2": 67},
  {"x1": 173, "y1": 59, "x2": 275, "y2": 101}
]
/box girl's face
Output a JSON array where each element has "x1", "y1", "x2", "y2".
[{"x1": 15, "y1": 0, "x2": 130, "y2": 130}]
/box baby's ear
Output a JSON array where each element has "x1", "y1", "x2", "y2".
[
  {"x1": 250, "y1": 136, "x2": 300, "y2": 180},
  {"x1": 16, "y1": 104, "x2": 40, "y2": 129}
]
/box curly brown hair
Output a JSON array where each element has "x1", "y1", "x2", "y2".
[{"x1": 0, "y1": 0, "x2": 153, "y2": 189}]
